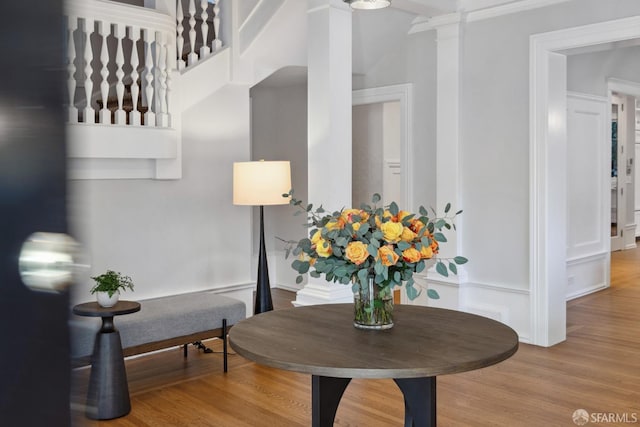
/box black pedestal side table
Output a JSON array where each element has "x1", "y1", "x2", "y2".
[{"x1": 73, "y1": 300, "x2": 141, "y2": 420}]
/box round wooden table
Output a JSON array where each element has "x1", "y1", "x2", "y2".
[
  {"x1": 229, "y1": 304, "x2": 518, "y2": 427},
  {"x1": 73, "y1": 300, "x2": 141, "y2": 420}
]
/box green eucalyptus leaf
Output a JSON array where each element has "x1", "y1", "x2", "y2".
[
  {"x1": 389, "y1": 201, "x2": 399, "y2": 216},
  {"x1": 296, "y1": 275, "x2": 304, "y2": 284},
  {"x1": 433, "y1": 232, "x2": 447, "y2": 242},
  {"x1": 372, "y1": 193, "x2": 381, "y2": 203},
  {"x1": 427, "y1": 289, "x2": 440, "y2": 299},
  {"x1": 436, "y1": 261, "x2": 448, "y2": 277},
  {"x1": 445, "y1": 202, "x2": 451, "y2": 213},
  {"x1": 310, "y1": 270, "x2": 321, "y2": 278},
  {"x1": 416, "y1": 260, "x2": 425, "y2": 273},
  {"x1": 397, "y1": 241, "x2": 411, "y2": 251},
  {"x1": 406, "y1": 284, "x2": 418, "y2": 300},
  {"x1": 449, "y1": 262, "x2": 458, "y2": 275},
  {"x1": 393, "y1": 271, "x2": 401, "y2": 283},
  {"x1": 367, "y1": 244, "x2": 378, "y2": 258},
  {"x1": 454, "y1": 256, "x2": 469, "y2": 265},
  {"x1": 419, "y1": 206, "x2": 428, "y2": 216},
  {"x1": 374, "y1": 262, "x2": 384, "y2": 275}
]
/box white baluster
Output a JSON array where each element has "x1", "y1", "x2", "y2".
[
  {"x1": 165, "y1": 62, "x2": 172, "y2": 128},
  {"x1": 176, "y1": 0, "x2": 185, "y2": 70},
  {"x1": 98, "y1": 21, "x2": 111, "y2": 124},
  {"x1": 129, "y1": 26, "x2": 141, "y2": 126},
  {"x1": 67, "y1": 16, "x2": 78, "y2": 123},
  {"x1": 212, "y1": 0, "x2": 222, "y2": 52},
  {"x1": 143, "y1": 29, "x2": 155, "y2": 127},
  {"x1": 199, "y1": 0, "x2": 210, "y2": 58},
  {"x1": 187, "y1": 0, "x2": 198, "y2": 65},
  {"x1": 156, "y1": 32, "x2": 169, "y2": 128},
  {"x1": 83, "y1": 18, "x2": 95, "y2": 124},
  {"x1": 113, "y1": 24, "x2": 126, "y2": 125}
]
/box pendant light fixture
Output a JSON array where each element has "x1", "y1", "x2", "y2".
[{"x1": 344, "y1": 0, "x2": 391, "y2": 10}]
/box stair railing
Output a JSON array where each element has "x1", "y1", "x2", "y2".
[
  {"x1": 176, "y1": 0, "x2": 223, "y2": 70},
  {"x1": 65, "y1": 0, "x2": 175, "y2": 128}
]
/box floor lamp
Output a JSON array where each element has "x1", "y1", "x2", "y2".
[{"x1": 233, "y1": 160, "x2": 291, "y2": 314}]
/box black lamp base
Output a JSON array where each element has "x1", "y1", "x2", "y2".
[{"x1": 255, "y1": 205, "x2": 273, "y2": 314}]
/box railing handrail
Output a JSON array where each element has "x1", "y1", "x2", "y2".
[{"x1": 65, "y1": 0, "x2": 175, "y2": 37}]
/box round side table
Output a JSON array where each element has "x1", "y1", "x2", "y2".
[{"x1": 73, "y1": 300, "x2": 140, "y2": 420}]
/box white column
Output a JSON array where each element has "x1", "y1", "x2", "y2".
[
  {"x1": 293, "y1": 0, "x2": 353, "y2": 306},
  {"x1": 425, "y1": 14, "x2": 467, "y2": 298}
]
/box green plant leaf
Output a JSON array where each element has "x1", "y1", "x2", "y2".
[
  {"x1": 397, "y1": 241, "x2": 411, "y2": 251},
  {"x1": 445, "y1": 202, "x2": 451, "y2": 213},
  {"x1": 367, "y1": 244, "x2": 378, "y2": 258},
  {"x1": 436, "y1": 261, "x2": 448, "y2": 277},
  {"x1": 296, "y1": 275, "x2": 304, "y2": 284},
  {"x1": 374, "y1": 262, "x2": 385, "y2": 275},
  {"x1": 310, "y1": 270, "x2": 321, "y2": 278},
  {"x1": 427, "y1": 289, "x2": 440, "y2": 299},
  {"x1": 454, "y1": 256, "x2": 468, "y2": 265},
  {"x1": 449, "y1": 262, "x2": 458, "y2": 275},
  {"x1": 372, "y1": 193, "x2": 381, "y2": 203},
  {"x1": 433, "y1": 232, "x2": 447, "y2": 242},
  {"x1": 406, "y1": 284, "x2": 418, "y2": 300},
  {"x1": 389, "y1": 201, "x2": 399, "y2": 216},
  {"x1": 419, "y1": 206, "x2": 428, "y2": 216}
]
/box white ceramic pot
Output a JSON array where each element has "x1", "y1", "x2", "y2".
[{"x1": 96, "y1": 291, "x2": 119, "y2": 308}]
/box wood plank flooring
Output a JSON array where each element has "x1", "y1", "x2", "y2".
[{"x1": 72, "y1": 247, "x2": 640, "y2": 426}]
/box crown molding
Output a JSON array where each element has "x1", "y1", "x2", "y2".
[{"x1": 409, "y1": 0, "x2": 571, "y2": 33}]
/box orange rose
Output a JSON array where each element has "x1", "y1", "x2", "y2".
[
  {"x1": 400, "y1": 226, "x2": 417, "y2": 242},
  {"x1": 420, "y1": 245, "x2": 434, "y2": 259},
  {"x1": 430, "y1": 240, "x2": 439, "y2": 255},
  {"x1": 409, "y1": 219, "x2": 425, "y2": 235},
  {"x1": 345, "y1": 241, "x2": 369, "y2": 265},
  {"x1": 377, "y1": 245, "x2": 400, "y2": 266},
  {"x1": 316, "y1": 238, "x2": 332, "y2": 257},
  {"x1": 402, "y1": 247, "x2": 422, "y2": 263},
  {"x1": 381, "y1": 221, "x2": 404, "y2": 243},
  {"x1": 396, "y1": 210, "x2": 412, "y2": 222}
]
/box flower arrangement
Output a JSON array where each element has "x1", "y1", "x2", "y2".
[{"x1": 283, "y1": 192, "x2": 467, "y2": 302}]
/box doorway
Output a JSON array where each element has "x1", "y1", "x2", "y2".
[{"x1": 530, "y1": 15, "x2": 640, "y2": 346}]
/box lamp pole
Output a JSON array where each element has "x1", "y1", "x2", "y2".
[{"x1": 255, "y1": 205, "x2": 273, "y2": 314}]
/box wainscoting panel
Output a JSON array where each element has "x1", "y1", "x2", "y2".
[{"x1": 566, "y1": 252, "x2": 608, "y2": 300}]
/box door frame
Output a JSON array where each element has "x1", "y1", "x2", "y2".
[
  {"x1": 352, "y1": 83, "x2": 413, "y2": 210},
  {"x1": 530, "y1": 15, "x2": 640, "y2": 346}
]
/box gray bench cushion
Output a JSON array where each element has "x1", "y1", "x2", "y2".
[{"x1": 70, "y1": 291, "x2": 246, "y2": 359}]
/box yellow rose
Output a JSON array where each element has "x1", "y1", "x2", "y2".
[
  {"x1": 345, "y1": 241, "x2": 369, "y2": 265},
  {"x1": 375, "y1": 210, "x2": 394, "y2": 228},
  {"x1": 420, "y1": 244, "x2": 434, "y2": 259},
  {"x1": 316, "y1": 238, "x2": 332, "y2": 258},
  {"x1": 341, "y1": 209, "x2": 368, "y2": 223},
  {"x1": 377, "y1": 245, "x2": 400, "y2": 267},
  {"x1": 352, "y1": 222, "x2": 361, "y2": 232},
  {"x1": 402, "y1": 247, "x2": 422, "y2": 263},
  {"x1": 400, "y1": 226, "x2": 417, "y2": 242},
  {"x1": 311, "y1": 230, "x2": 322, "y2": 246},
  {"x1": 381, "y1": 221, "x2": 404, "y2": 243},
  {"x1": 325, "y1": 218, "x2": 345, "y2": 231},
  {"x1": 397, "y1": 210, "x2": 412, "y2": 222}
]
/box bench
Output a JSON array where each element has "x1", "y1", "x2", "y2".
[{"x1": 70, "y1": 291, "x2": 246, "y2": 372}]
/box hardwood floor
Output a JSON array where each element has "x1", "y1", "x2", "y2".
[{"x1": 72, "y1": 248, "x2": 640, "y2": 426}]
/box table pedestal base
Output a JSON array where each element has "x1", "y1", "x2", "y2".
[
  {"x1": 86, "y1": 321, "x2": 131, "y2": 420},
  {"x1": 312, "y1": 375, "x2": 436, "y2": 427}
]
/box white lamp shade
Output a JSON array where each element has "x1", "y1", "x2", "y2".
[
  {"x1": 347, "y1": 0, "x2": 391, "y2": 10},
  {"x1": 233, "y1": 160, "x2": 292, "y2": 206}
]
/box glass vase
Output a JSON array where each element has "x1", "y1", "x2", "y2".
[{"x1": 353, "y1": 275, "x2": 394, "y2": 330}]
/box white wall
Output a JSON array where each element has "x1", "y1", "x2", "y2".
[
  {"x1": 249, "y1": 81, "x2": 308, "y2": 290},
  {"x1": 567, "y1": 45, "x2": 640, "y2": 96},
  {"x1": 352, "y1": 103, "x2": 383, "y2": 207},
  {"x1": 69, "y1": 84, "x2": 254, "y2": 314}
]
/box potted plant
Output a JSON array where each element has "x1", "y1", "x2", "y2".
[{"x1": 90, "y1": 270, "x2": 134, "y2": 307}]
